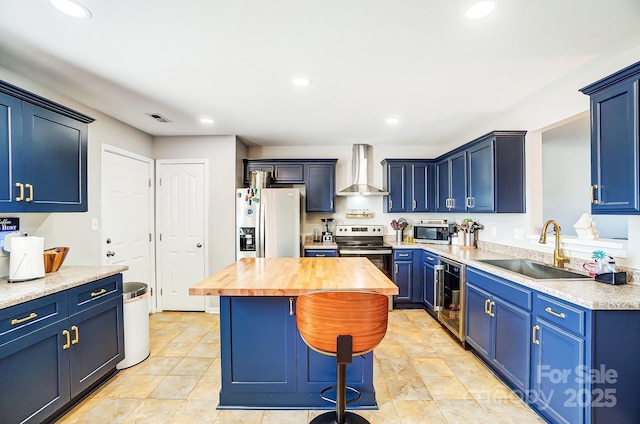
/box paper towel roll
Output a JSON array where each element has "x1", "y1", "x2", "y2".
[{"x1": 9, "y1": 236, "x2": 45, "y2": 282}]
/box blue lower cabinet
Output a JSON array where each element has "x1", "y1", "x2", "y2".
[
  {"x1": 0, "y1": 319, "x2": 71, "y2": 424},
  {"x1": 0, "y1": 274, "x2": 123, "y2": 424},
  {"x1": 69, "y1": 296, "x2": 124, "y2": 396},
  {"x1": 465, "y1": 269, "x2": 531, "y2": 394},
  {"x1": 530, "y1": 317, "x2": 585, "y2": 424},
  {"x1": 304, "y1": 249, "x2": 338, "y2": 257},
  {"x1": 219, "y1": 296, "x2": 376, "y2": 409},
  {"x1": 421, "y1": 252, "x2": 439, "y2": 311}
]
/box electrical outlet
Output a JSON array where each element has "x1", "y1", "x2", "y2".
[
  {"x1": 491, "y1": 226, "x2": 497, "y2": 237},
  {"x1": 91, "y1": 218, "x2": 99, "y2": 231},
  {"x1": 514, "y1": 228, "x2": 524, "y2": 240}
]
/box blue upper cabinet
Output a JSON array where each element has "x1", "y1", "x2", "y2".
[
  {"x1": 305, "y1": 161, "x2": 336, "y2": 213},
  {"x1": 243, "y1": 159, "x2": 337, "y2": 213},
  {"x1": 580, "y1": 61, "x2": 640, "y2": 214},
  {"x1": 382, "y1": 159, "x2": 432, "y2": 213},
  {"x1": 0, "y1": 92, "x2": 22, "y2": 210},
  {"x1": 436, "y1": 151, "x2": 466, "y2": 212},
  {"x1": 467, "y1": 139, "x2": 494, "y2": 211},
  {"x1": 436, "y1": 131, "x2": 526, "y2": 213},
  {"x1": 0, "y1": 81, "x2": 93, "y2": 213}
]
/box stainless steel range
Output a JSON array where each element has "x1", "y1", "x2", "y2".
[{"x1": 335, "y1": 225, "x2": 392, "y2": 279}]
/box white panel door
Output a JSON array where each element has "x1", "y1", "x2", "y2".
[
  {"x1": 101, "y1": 145, "x2": 154, "y2": 299},
  {"x1": 158, "y1": 161, "x2": 207, "y2": 311}
]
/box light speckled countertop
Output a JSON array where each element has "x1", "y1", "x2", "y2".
[
  {"x1": 387, "y1": 241, "x2": 640, "y2": 311},
  {"x1": 302, "y1": 239, "x2": 338, "y2": 250},
  {"x1": 0, "y1": 265, "x2": 128, "y2": 310}
]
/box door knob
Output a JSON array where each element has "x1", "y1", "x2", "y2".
[
  {"x1": 106, "y1": 238, "x2": 111, "y2": 244},
  {"x1": 106, "y1": 250, "x2": 116, "y2": 257},
  {"x1": 196, "y1": 243, "x2": 203, "y2": 248}
]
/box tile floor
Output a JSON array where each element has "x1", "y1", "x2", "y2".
[{"x1": 58, "y1": 309, "x2": 545, "y2": 424}]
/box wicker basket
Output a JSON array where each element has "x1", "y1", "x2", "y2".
[{"x1": 43, "y1": 247, "x2": 69, "y2": 273}]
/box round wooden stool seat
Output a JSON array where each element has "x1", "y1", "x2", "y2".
[{"x1": 296, "y1": 290, "x2": 389, "y2": 424}]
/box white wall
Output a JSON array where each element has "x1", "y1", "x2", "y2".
[
  {"x1": 152, "y1": 135, "x2": 240, "y2": 278},
  {"x1": 0, "y1": 66, "x2": 154, "y2": 276}
]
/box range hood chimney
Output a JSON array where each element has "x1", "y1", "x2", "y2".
[{"x1": 337, "y1": 144, "x2": 389, "y2": 196}]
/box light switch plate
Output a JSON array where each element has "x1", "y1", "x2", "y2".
[
  {"x1": 91, "y1": 218, "x2": 99, "y2": 231},
  {"x1": 514, "y1": 228, "x2": 524, "y2": 240}
]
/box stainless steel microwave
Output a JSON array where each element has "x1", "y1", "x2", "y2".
[{"x1": 413, "y1": 219, "x2": 455, "y2": 244}]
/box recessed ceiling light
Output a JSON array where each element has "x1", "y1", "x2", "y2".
[
  {"x1": 385, "y1": 117, "x2": 400, "y2": 124},
  {"x1": 466, "y1": 1, "x2": 496, "y2": 19},
  {"x1": 291, "y1": 77, "x2": 311, "y2": 87},
  {"x1": 50, "y1": 0, "x2": 92, "y2": 19},
  {"x1": 200, "y1": 118, "x2": 214, "y2": 124}
]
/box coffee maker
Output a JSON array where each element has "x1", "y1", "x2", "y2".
[{"x1": 321, "y1": 218, "x2": 336, "y2": 243}]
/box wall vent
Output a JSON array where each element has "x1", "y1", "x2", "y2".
[{"x1": 146, "y1": 113, "x2": 172, "y2": 123}]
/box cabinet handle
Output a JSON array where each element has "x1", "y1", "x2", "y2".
[
  {"x1": 25, "y1": 184, "x2": 33, "y2": 202},
  {"x1": 484, "y1": 299, "x2": 491, "y2": 315},
  {"x1": 489, "y1": 301, "x2": 495, "y2": 317},
  {"x1": 330, "y1": 200, "x2": 334, "y2": 209},
  {"x1": 532, "y1": 325, "x2": 540, "y2": 345},
  {"x1": 71, "y1": 325, "x2": 79, "y2": 345},
  {"x1": 399, "y1": 253, "x2": 409, "y2": 257},
  {"x1": 466, "y1": 197, "x2": 472, "y2": 208},
  {"x1": 316, "y1": 254, "x2": 326, "y2": 257},
  {"x1": 11, "y1": 312, "x2": 38, "y2": 325},
  {"x1": 591, "y1": 184, "x2": 599, "y2": 205},
  {"x1": 15, "y1": 183, "x2": 24, "y2": 201},
  {"x1": 395, "y1": 264, "x2": 398, "y2": 274},
  {"x1": 412, "y1": 199, "x2": 417, "y2": 210},
  {"x1": 289, "y1": 297, "x2": 294, "y2": 316},
  {"x1": 389, "y1": 199, "x2": 393, "y2": 209},
  {"x1": 427, "y1": 257, "x2": 435, "y2": 261},
  {"x1": 544, "y1": 307, "x2": 566, "y2": 319},
  {"x1": 91, "y1": 288, "x2": 107, "y2": 297},
  {"x1": 62, "y1": 330, "x2": 71, "y2": 349}
]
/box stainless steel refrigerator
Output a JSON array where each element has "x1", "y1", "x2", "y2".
[{"x1": 236, "y1": 188, "x2": 301, "y2": 259}]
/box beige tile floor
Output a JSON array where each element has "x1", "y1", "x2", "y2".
[{"x1": 58, "y1": 309, "x2": 545, "y2": 424}]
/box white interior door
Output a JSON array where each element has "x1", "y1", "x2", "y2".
[
  {"x1": 101, "y1": 145, "x2": 155, "y2": 306},
  {"x1": 157, "y1": 160, "x2": 207, "y2": 311}
]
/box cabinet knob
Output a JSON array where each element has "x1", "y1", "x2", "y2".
[
  {"x1": 106, "y1": 250, "x2": 116, "y2": 257},
  {"x1": 197, "y1": 243, "x2": 203, "y2": 248}
]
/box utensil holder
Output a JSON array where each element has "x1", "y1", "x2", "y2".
[{"x1": 395, "y1": 230, "x2": 403, "y2": 242}]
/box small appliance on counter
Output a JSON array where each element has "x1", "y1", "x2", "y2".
[
  {"x1": 7, "y1": 236, "x2": 45, "y2": 282},
  {"x1": 321, "y1": 218, "x2": 336, "y2": 243},
  {"x1": 413, "y1": 219, "x2": 456, "y2": 244}
]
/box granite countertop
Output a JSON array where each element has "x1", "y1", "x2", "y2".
[
  {"x1": 387, "y1": 241, "x2": 640, "y2": 311},
  {"x1": 302, "y1": 240, "x2": 338, "y2": 250},
  {"x1": 0, "y1": 265, "x2": 129, "y2": 310},
  {"x1": 190, "y1": 257, "x2": 398, "y2": 296}
]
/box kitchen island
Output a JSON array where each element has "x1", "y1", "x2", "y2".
[{"x1": 189, "y1": 257, "x2": 398, "y2": 409}]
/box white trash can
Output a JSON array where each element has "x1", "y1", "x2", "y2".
[{"x1": 117, "y1": 282, "x2": 150, "y2": 369}]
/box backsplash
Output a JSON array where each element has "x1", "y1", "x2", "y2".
[{"x1": 477, "y1": 241, "x2": 639, "y2": 286}]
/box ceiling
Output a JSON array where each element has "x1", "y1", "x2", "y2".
[{"x1": 1, "y1": 0, "x2": 640, "y2": 148}]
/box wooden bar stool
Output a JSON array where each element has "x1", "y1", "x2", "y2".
[{"x1": 296, "y1": 290, "x2": 390, "y2": 424}]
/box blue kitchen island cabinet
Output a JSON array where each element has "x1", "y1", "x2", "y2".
[
  {"x1": 190, "y1": 257, "x2": 398, "y2": 410},
  {"x1": 0, "y1": 81, "x2": 94, "y2": 213},
  {"x1": 219, "y1": 296, "x2": 375, "y2": 408},
  {"x1": 580, "y1": 61, "x2": 640, "y2": 214}
]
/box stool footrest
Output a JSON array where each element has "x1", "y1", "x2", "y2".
[
  {"x1": 310, "y1": 411, "x2": 371, "y2": 424},
  {"x1": 319, "y1": 385, "x2": 362, "y2": 405}
]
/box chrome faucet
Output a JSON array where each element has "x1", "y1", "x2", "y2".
[{"x1": 539, "y1": 220, "x2": 569, "y2": 268}]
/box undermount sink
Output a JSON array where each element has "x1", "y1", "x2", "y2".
[{"x1": 476, "y1": 259, "x2": 592, "y2": 280}]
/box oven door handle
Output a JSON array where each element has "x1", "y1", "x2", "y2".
[
  {"x1": 339, "y1": 249, "x2": 393, "y2": 255},
  {"x1": 434, "y1": 264, "x2": 444, "y2": 311}
]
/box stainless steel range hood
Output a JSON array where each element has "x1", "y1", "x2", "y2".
[{"x1": 337, "y1": 144, "x2": 389, "y2": 196}]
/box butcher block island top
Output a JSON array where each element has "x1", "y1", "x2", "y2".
[{"x1": 189, "y1": 257, "x2": 399, "y2": 296}]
